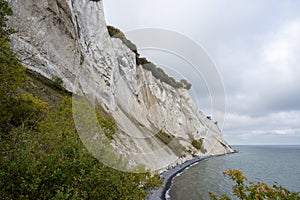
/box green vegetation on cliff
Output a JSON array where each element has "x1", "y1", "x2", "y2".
[
  {"x1": 107, "y1": 25, "x2": 192, "y2": 90},
  {"x1": 191, "y1": 138, "x2": 207, "y2": 154},
  {"x1": 0, "y1": 2, "x2": 161, "y2": 199},
  {"x1": 191, "y1": 139, "x2": 203, "y2": 150},
  {"x1": 155, "y1": 130, "x2": 186, "y2": 157},
  {"x1": 107, "y1": 25, "x2": 138, "y2": 54}
]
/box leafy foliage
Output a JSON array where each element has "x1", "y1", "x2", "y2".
[
  {"x1": 191, "y1": 138, "x2": 207, "y2": 154},
  {"x1": 52, "y1": 76, "x2": 64, "y2": 91},
  {"x1": 137, "y1": 57, "x2": 192, "y2": 89},
  {"x1": 191, "y1": 139, "x2": 203, "y2": 150},
  {"x1": 107, "y1": 25, "x2": 138, "y2": 53},
  {"x1": 0, "y1": 0, "x2": 14, "y2": 39},
  {"x1": 0, "y1": 0, "x2": 26, "y2": 126},
  {"x1": 0, "y1": 97, "x2": 161, "y2": 199},
  {"x1": 209, "y1": 169, "x2": 300, "y2": 200},
  {"x1": 140, "y1": 58, "x2": 183, "y2": 89},
  {"x1": 96, "y1": 112, "x2": 116, "y2": 141},
  {"x1": 9, "y1": 93, "x2": 47, "y2": 127},
  {"x1": 180, "y1": 79, "x2": 192, "y2": 90},
  {"x1": 155, "y1": 129, "x2": 174, "y2": 145}
]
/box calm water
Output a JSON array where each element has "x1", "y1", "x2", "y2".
[{"x1": 169, "y1": 145, "x2": 300, "y2": 200}]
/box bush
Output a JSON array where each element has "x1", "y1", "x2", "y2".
[
  {"x1": 52, "y1": 76, "x2": 64, "y2": 90},
  {"x1": 10, "y1": 93, "x2": 47, "y2": 127},
  {"x1": 155, "y1": 130, "x2": 186, "y2": 156},
  {"x1": 96, "y1": 112, "x2": 116, "y2": 141},
  {"x1": 155, "y1": 129, "x2": 174, "y2": 145},
  {"x1": 140, "y1": 58, "x2": 192, "y2": 89},
  {"x1": 107, "y1": 25, "x2": 138, "y2": 53},
  {"x1": 181, "y1": 79, "x2": 192, "y2": 90},
  {"x1": 0, "y1": 0, "x2": 14, "y2": 38},
  {"x1": 209, "y1": 169, "x2": 300, "y2": 200},
  {"x1": 0, "y1": 0, "x2": 26, "y2": 125},
  {"x1": 191, "y1": 139, "x2": 203, "y2": 150},
  {"x1": 0, "y1": 96, "x2": 161, "y2": 199}
]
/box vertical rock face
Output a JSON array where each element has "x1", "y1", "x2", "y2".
[
  {"x1": 8, "y1": 0, "x2": 117, "y2": 107},
  {"x1": 8, "y1": 0, "x2": 233, "y2": 172}
]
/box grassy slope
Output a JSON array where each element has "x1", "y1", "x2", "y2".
[{"x1": 0, "y1": 69, "x2": 161, "y2": 199}]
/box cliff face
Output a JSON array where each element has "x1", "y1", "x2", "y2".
[{"x1": 7, "y1": 0, "x2": 233, "y2": 172}]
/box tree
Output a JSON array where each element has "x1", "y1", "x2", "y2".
[
  {"x1": 0, "y1": 0, "x2": 14, "y2": 39},
  {"x1": 209, "y1": 169, "x2": 300, "y2": 200}
]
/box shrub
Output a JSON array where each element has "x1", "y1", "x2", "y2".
[
  {"x1": 155, "y1": 129, "x2": 174, "y2": 145},
  {"x1": 107, "y1": 25, "x2": 138, "y2": 53},
  {"x1": 96, "y1": 112, "x2": 116, "y2": 141},
  {"x1": 0, "y1": 0, "x2": 26, "y2": 125},
  {"x1": 191, "y1": 139, "x2": 203, "y2": 150},
  {"x1": 180, "y1": 79, "x2": 192, "y2": 90},
  {"x1": 140, "y1": 58, "x2": 189, "y2": 89},
  {"x1": 10, "y1": 93, "x2": 47, "y2": 127},
  {"x1": 209, "y1": 169, "x2": 300, "y2": 200},
  {"x1": 0, "y1": 96, "x2": 161, "y2": 199},
  {"x1": 52, "y1": 76, "x2": 64, "y2": 90},
  {"x1": 155, "y1": 130, "x2": 186, "y2": 156},
  {"x1": 0, "y1": 0, "x2": 14, "y2": 38}
]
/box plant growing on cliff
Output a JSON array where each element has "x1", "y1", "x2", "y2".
[
  {"x1": 139, "y1": 57, "x2": 193, "y2": 90},
  {"x1": 0, "y1": 0, "x2": 14, "y2": 39},
  {"x1": 1, "y1": 96, "x2": 161, "y2": 199},
  {"x1": 191, "y1": 139, "x2": 203, "y2": 150},
  {"x1": 0, "y1": 0, "x2": 26, "y2": 126},
  {"x1": 106, "y1": 25, "x2": 193, "y2": 90},
  {"x1": 155, "y1": 129, "x2": 174, "y2": 145},
  {"x1": 96, "y1": 111, "x2": 116, "y2": 141},
  {"x1": 209, "y1": 169, "x2": 300, "y2": 200},
  {"x1": 107, "y1": 25, "x2": 138, "y2": 53},
  {"x1": 10, "y1": 93, "x2": 48, "y2": 127},
  {"x1": 52, "y1": 76, "x2": 64, "y2": 91},
  {"x1": 155, "y1": 130, "x2": 186, "y2": 156}
]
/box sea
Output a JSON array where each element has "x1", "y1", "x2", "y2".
[{"x1": 168, "y1": 145, "x2": 300, "y2": 200}]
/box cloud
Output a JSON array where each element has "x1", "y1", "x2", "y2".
[
  {"x1": 223, "y1": 111, "x2": 300, "y2": 145},
  {"x1": 224, "y1": 111, "x2": 300, "y2": 131},
  {"x1": 211, "y1": 33, "x2": 300, "y2": 143},
  {"x1": 223, "y1": 19, "x2": 300, "y2": 116}
]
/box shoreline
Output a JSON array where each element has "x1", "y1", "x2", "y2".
[{"x1": 147, "y1": 151, "x2": 238, "y2": 200}]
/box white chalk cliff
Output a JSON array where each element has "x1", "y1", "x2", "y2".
[{"x1": 7, "y1": 0, "x2": 233, "y2": 172}]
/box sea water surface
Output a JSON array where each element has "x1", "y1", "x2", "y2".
[{"x1": 169, "y1": 145, "x2": 300, "y2": 200}]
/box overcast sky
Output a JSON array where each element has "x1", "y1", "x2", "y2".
[{"x1": 103, "y1": 0, "x2": 300, "y2": 145}]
